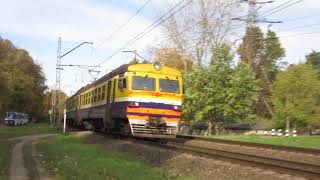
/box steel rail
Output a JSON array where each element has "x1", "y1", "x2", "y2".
[
  {"x1": 163, "y1": 142, "x2": 320, "y2": 179},
  {"x1": 176, "y1": 135, "x2": 320, "y2": 155}
]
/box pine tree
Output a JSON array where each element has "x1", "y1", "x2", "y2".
[{"x1": 238, "y1": 26, "x2": 285, "y2": 118}]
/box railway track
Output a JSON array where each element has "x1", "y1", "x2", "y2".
[
  {"x1": 176, "y1": 135, "x2": 320, "y2": 155},
  {"x1": 161, "y1": 135, "x2": 320, "y2": 179},
  {"x1": 71, "y1": 129, "x2": 320, "y2": 179}
]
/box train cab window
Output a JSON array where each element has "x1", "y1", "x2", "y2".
[
  {"x1": 132, "y1": 76, "x2": 155, "y2": 91},
  {"x1": 118, "y1": 78, "x2": 127, "y2": 90},
  {"x1": 159, "y1": 79, "x2": 180, "y2": 93}
]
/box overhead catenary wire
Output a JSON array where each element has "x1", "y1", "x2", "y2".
[
  {"x1": 172, "y1": 0, "x2": 308, "y2": 53},
  {"x1": 93, "y1": 0, "x2": 192, "y2": 68},
  {"x1": 95, "y1": 0, "x2": 152, "y2": 49},
  {"x1": 259, "y1": 0, "x2": 303, "y2": 18}
]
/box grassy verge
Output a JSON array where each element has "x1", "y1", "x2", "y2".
[
  {"x1": 210, "y1": 135, "x2": 320, "y2": 149},
  {"x1": 23, "y1": 143, "x2": 39, "y2": 180},
  {"x1": 0, "y1": 123, "x2": 56, "y2": 180},
  {"x1": 37, "y1": 135, "x2": 186, "y2": 180},
  {"x1": 0, "y1": 140, "x2": 16, "y2": 180},
  {"x1": 0, "y1": 123, "x2": 57, "y2": 140}
]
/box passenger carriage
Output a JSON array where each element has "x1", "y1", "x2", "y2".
[{"x1": 66, "y1": 63, "x2": 183, "y2": 138}]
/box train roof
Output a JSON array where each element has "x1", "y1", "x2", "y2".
[{"x1": 67, "y1": 63, "x2": 182, "y2": 100}]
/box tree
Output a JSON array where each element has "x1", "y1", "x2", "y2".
[
  {"x1": 306, "y1": 50, "x2": 320, "y2": 71},
  {"x1": 183, "y1": 43, "x2": 257, "y2": 134},
  {"x1": 161, "y1": 0, "x2": 240, "y2": 66},
  {"x1": 154, "y1": 48, "x2": 193, "y2": 74},
  {"x1": 0, "y1": 36, "x2": 47, "y2": 121},
  {"x1": 271, "y1": 64, "x2": 320, "y2": 131},
  {"x1": 238, "y1": 27, "x2": 285, "y2": 118}
]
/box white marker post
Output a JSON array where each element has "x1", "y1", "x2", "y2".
[{"x1": 63, "y1": 109, "x2": 66, "y2": 133}]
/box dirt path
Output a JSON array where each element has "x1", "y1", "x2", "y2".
[{"x1": 9, "y1": 134, "x2": 55, "y2": 180}]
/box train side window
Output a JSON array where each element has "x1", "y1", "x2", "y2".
[
  {"x1": 94, "y1": 89, "x2": 97, "y2": 102},
  {"x1": 97, "y1": 88, "x2": 101, "y2": 101},
  {"x1": 102, "y1": 85, "x2": 106, "y2": 99},
  {"x1": 118, "y1": 78, "x2": 127, "y2": 90}
]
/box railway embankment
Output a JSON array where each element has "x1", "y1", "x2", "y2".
[{"x1": 83, "y1": 133, "x2": 309, "y2": 180}]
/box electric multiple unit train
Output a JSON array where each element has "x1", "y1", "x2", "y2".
[{"x1": 66, "y1": 63, "x2": 183, "y2": 138}]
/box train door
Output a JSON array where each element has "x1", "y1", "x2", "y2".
[
  {"x1": 104, "y1": 81, "x2": 112, "y2": 132},
  {"x1": 75, "y1": 97, "x2": 80, "y2": 126}
]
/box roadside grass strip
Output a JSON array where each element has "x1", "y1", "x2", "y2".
[
  {"x1": 0, "y1": 140, "x2": 16, "y2": 180},
  {"x1": 0, "y1": 123, "x2": 56, "y2": 179},
  {"x1": 0, "y1": 123, "x2": 57, "y2": 140},
  {"x1": 37, "y1": 135, "x2": 182, "y2": 180},
  {"x1": 211, "y1": 135, "x2": 320, "y2": 149}
]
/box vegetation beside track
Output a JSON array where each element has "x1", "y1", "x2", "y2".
[
  {"x1": 0, "y1": 123, "x2": 56, "y2": 179},
  {"x1": 210, "y1": 135, "x2": 320, "y2": 149},
  {"x1": 0, "y1": 140, "x2": 16, "y2": 180},
  {"x1": 37, "y1": 135, "x2": 188, "y2": 180},
  {"x1": 0, "y1": 123, "x2": 56, "y2": 140}
]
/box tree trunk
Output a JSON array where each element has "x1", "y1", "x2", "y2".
[
  {"x1": 208, "y1": 121, "x2": 213, "y2": 135},
  {"x1": 215, "y1": 123, "x2": 219, "y2": 135},
  {"x1": 286, "y1": 116, "x2": 290, "y2": 134}
]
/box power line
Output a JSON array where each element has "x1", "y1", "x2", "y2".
[
  {"x1": 259, "y1": 0, "x2": 303, "y2": 18},
  {"x1": 282, "y1": 14, "x2": 320, "y2": 22},
  {"x1": 95, "y1": 0, "x2": 152, "y2": 49},
  {"x1": 93, "y1": 0, "x2": 192, "y2": 67},
  {"x1": 278, "y1": 23, "x2": 320, "y2": 31},
  {"x1": 258, "y1": 0, "x2": 295, "y2": 17}
]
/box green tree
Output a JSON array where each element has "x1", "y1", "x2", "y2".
[
  {"x1": 0, "y1": 36, "x2": 47, "y2": 121},
  {"x1": 238, "y1": 27, "x2": 285, "y2": 118},
  {"x1": 272, "y1": 64, "x2": 320, "y2": 131},
  {"x1": 184, "y1": 43, "x2": 257, "y2": 134},
  {"x1": 306, "y1": 50, "x2": 320, "y2": 70}
]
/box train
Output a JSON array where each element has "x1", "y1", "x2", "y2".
[
  {"x1": 4, "y1": 112, "x2": 29, "y2": 126},
  {"x1": 65, "y1": 62, "x2": 183, "y2": 138}
]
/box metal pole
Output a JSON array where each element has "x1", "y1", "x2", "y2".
[
  {"x1": 54, "y1": 38, "x2": 92, "y2": 128},
  {"x1": 57, "y1": 37, "x2": 61, "y2": 126},
  {"x1": 63, "y1": 109, "x2": 66, "y2": 133},
  {"x1": 53, "y1": 37, "x2": 61, "y2": 126}
]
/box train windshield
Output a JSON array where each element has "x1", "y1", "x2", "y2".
[
  {"x1": 159, "y1": 79, "x2": 180, "y2": 93},
  {"x1": 132, "y1": 76, "x2": 155, "y2": 91}
]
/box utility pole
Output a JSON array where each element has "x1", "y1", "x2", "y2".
[
  {"x1": 232, "y1": 0, "x2": 281, "y2": 27},
  {"x1": 52, "y1": 38, "x2": 93, "y2": 127},
  {"x1": 52, "y1": 37, "x2": 61, "y2": 126}
]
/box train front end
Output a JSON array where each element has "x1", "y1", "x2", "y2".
[{"x1": 123, "y1": 63, "x2": 183, "y2": 138}]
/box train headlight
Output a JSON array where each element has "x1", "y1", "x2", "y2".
[
  {"x1": 173, "y1": 105, "x2": 181, "y2": 111},
  {"x1": 128, "y1": 102, "x2": 140, "y2": 107},
  {"x1": 153, "y1": 62, "x2": 162, "y2": 70}
]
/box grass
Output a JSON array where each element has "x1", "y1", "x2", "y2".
[
  {"x1": 0, "y1": 140, "x2": 16, "y2": 180},
  {"x1": 37, "y1": 135, "x2": 187, "y2": 180},
  {"x1": 0, "y1": 123, "x2": 56, "y2": 180},
  {"x1": 23, "y1": 143, "x2": 39, "y2": 180},
  {"x1": 210, "y1": 135, "x2": 320, "y2": 149},
  {"x1": 0, "y1": 123, "x2": 57, "y2": 140}
]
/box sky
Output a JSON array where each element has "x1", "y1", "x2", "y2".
[{"x1": 0, "y1": 0, "x2": 319, "y2": 95}]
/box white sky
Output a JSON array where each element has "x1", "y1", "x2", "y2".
[{"x1": 0, "y1": 0, "x2": 319, "y2": 95}]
